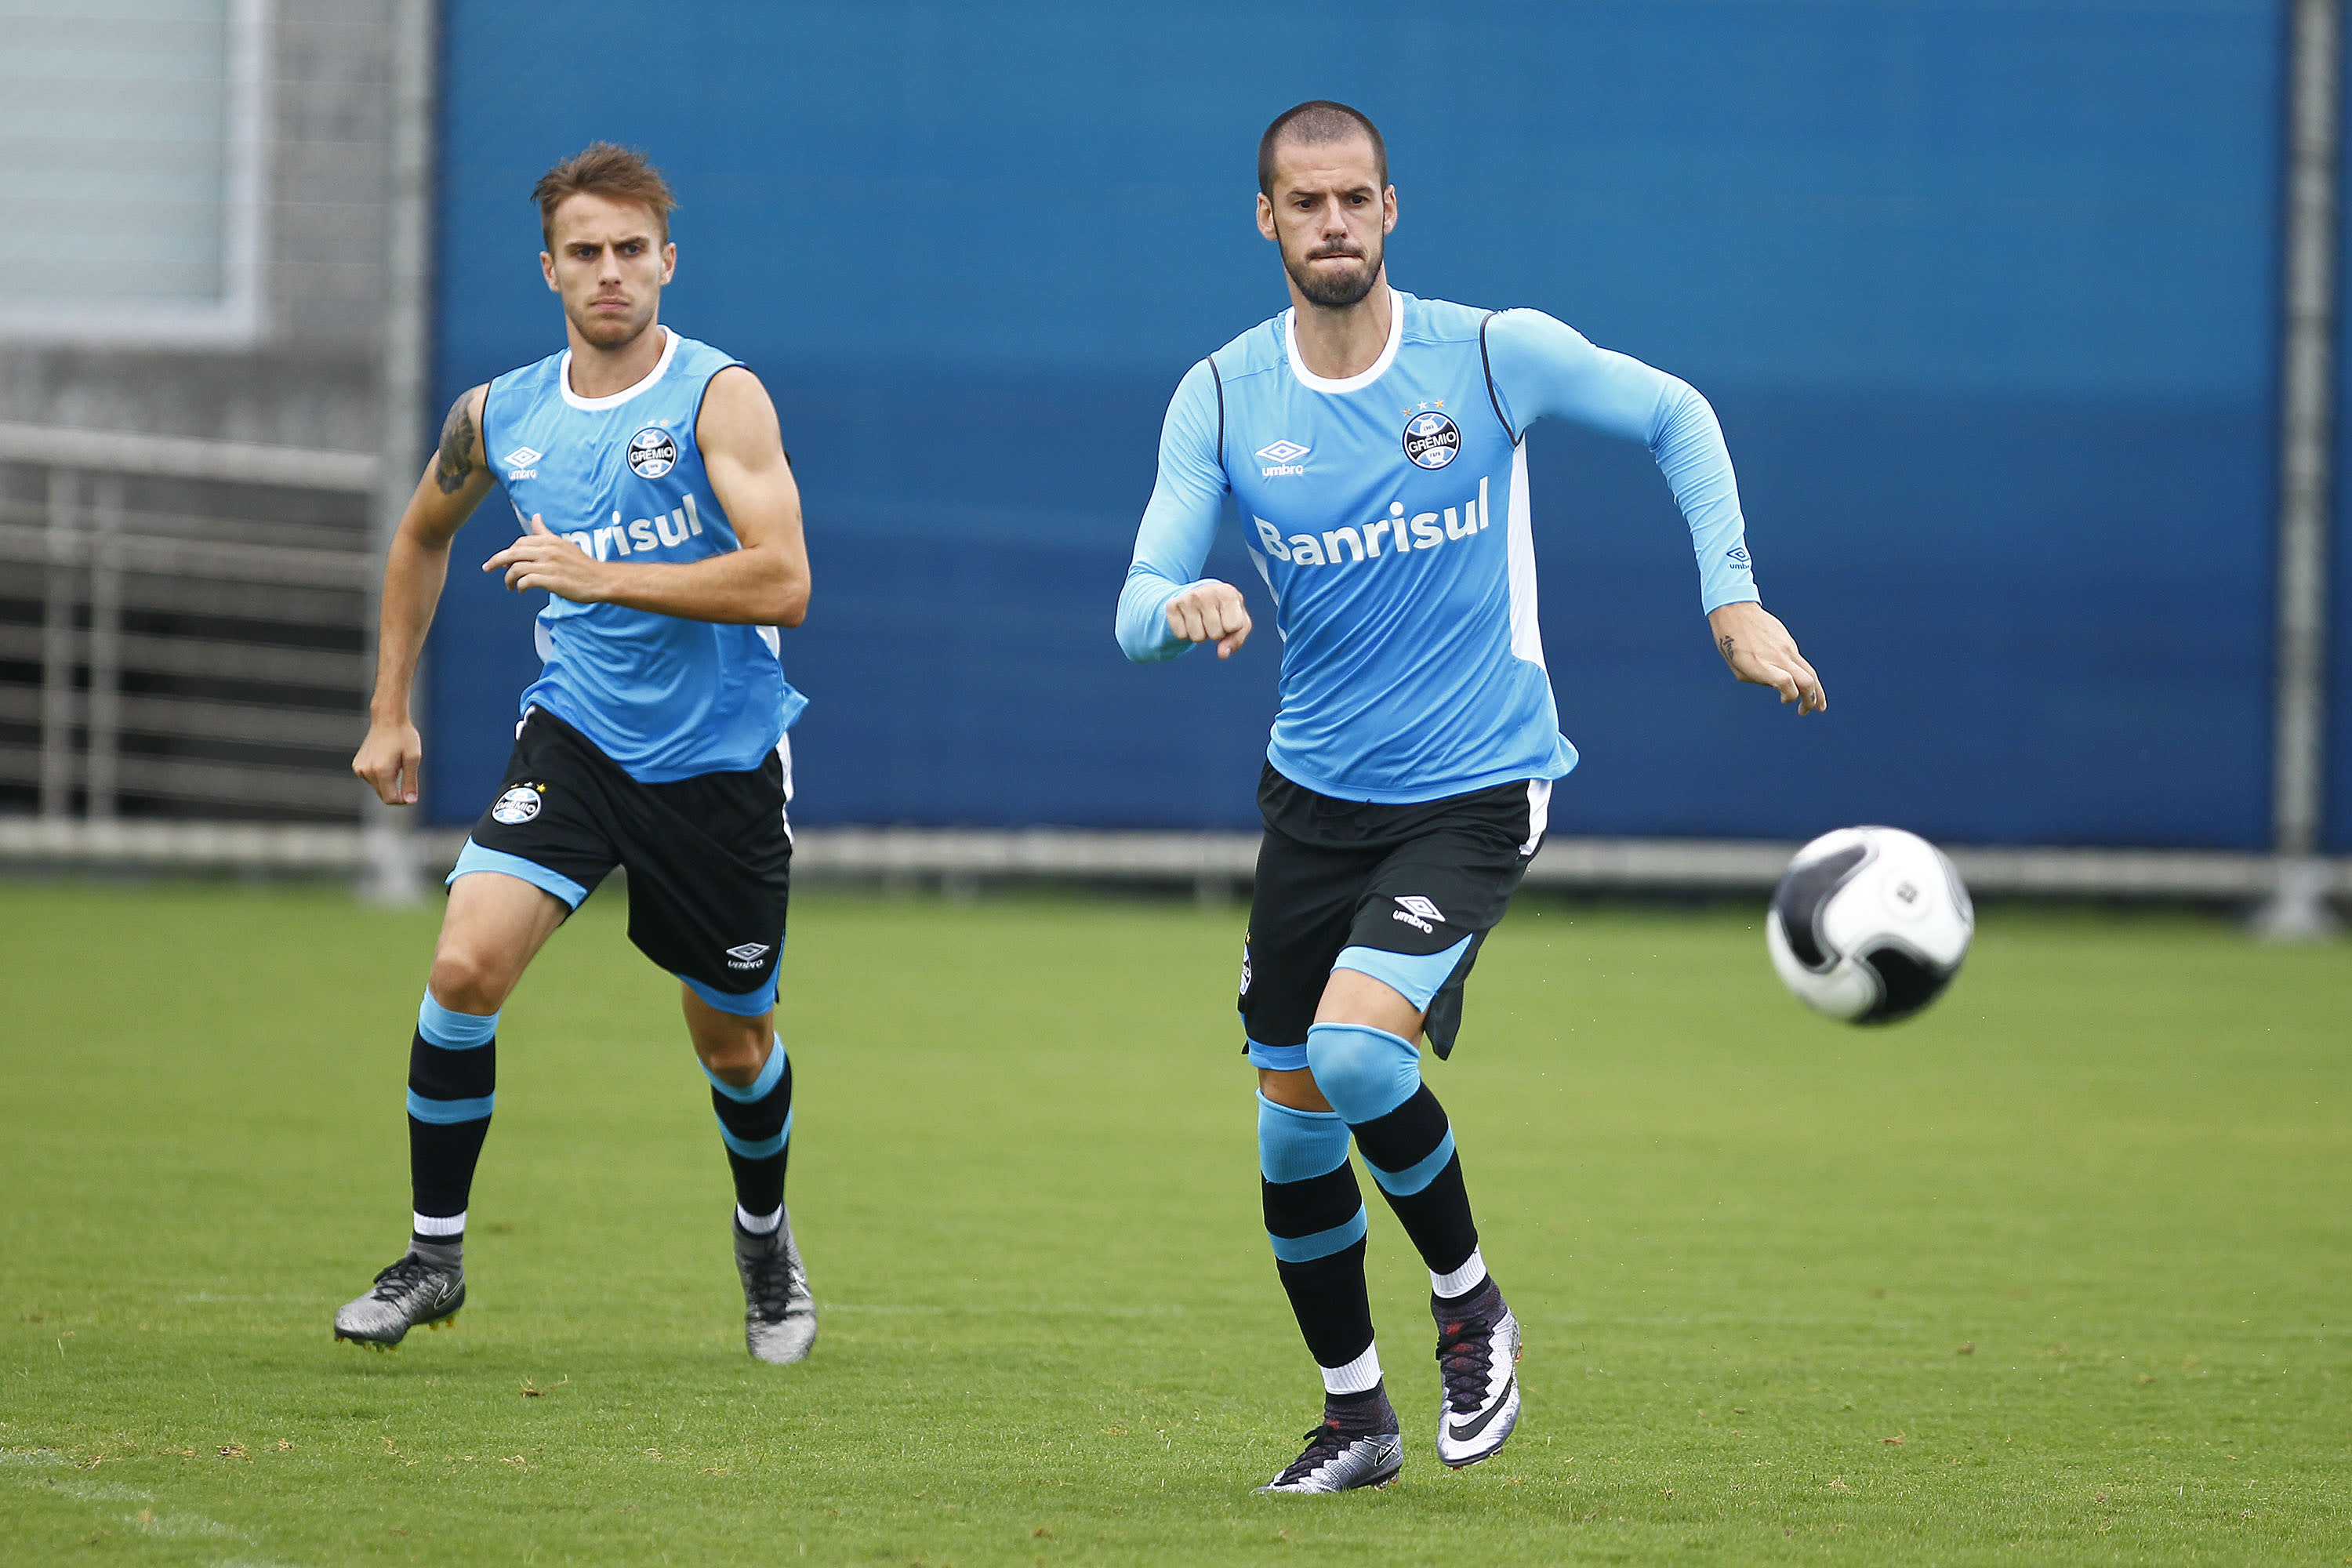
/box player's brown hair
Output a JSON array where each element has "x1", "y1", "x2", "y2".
[
  {"x1": 1258, "y1": 100, "x2": 1388, "y2": 197},
  {"x1": 532, "y1": 142, "x2": 678, "y2": 248}
]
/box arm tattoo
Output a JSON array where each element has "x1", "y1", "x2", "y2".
[
  {"x1": 1717, "y1": 633, "x2": 1737, "y2": 667},
  {"x1": 434, "y1": 394, "x2": 477, "y2": 494}
]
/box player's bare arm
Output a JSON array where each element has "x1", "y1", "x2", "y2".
[
  {"x1": 354, "y1": 383, "x2": 496, "y2": 805},
  {"x1": 481, "y1": 366, "x2": 809, "y2": 626},
  {"x1": 1708, "y1": 600, "x2": 1826, "y2": 714},
  {"x1": 1163, "y1": 579, "x2": 1253, "y2": 658}
]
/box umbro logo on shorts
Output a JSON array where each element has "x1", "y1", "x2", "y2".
[
  {"x1": 1392, "y1": 895, "x2": 1446, "y2": 934},
  {"x1": 723, "y1": 942, "x2": 772, "y2": 969}
]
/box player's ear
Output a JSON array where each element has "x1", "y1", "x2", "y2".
[
  {"x1": 1382, "y1": 186, "x2": 1397, "y2": 234},
  {"x1": 540, "y1": 250, "x2": 558, "y2": 292},
  {"x1": 1255, "y1": 191, "x2": 1277, "y2": 243},
  {"x1": 659, "y1": 241, "x2": 677, "y2": 285}
]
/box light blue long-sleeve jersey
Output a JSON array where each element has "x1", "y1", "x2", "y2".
[
  {"x1": 1117, "y1": 290, "x2": 1758, "y2": 804},
  {"x1": 485, "y1": 328, "x2": 807, "y2": 783}
]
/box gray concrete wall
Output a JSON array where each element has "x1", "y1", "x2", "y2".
[{"x1": 0, "y1": 1, "x2": 394, "y2": 453}]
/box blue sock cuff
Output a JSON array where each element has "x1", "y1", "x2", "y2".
[
  {"x1": 1257, "y1": 1092, "x2": 1351, "y2": 1184},
  {"x1": 1305, "y1": 1021, "x2": 1423, "y2": 1125},
  {"x1": 418, "y1": 991, "x2": 499, "y2": 1050},
  {"x1": 705, "y1": 1037, "x2": 787, "y2": 1102}
]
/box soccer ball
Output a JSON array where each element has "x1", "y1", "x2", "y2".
[{"x1": 1766, "y1": 826, "x2": 1973, "y2": 1024}]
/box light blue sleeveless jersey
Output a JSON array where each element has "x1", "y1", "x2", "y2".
[
  {"x1": 1119, "y1": 289, "x2": 1759, "y2": 804},
  {"x1": 482, "y1": 328, "x2": 805, "y2": 783}
]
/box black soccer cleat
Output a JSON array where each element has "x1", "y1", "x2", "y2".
[
  {"x1": 333, "y1": 1254, "x2": 465, "y2": 1348},
  {"x1": 1433, "y1": 1279, "x2": 1522, "y2": 1468},
  {"x1": 1254, "y1": 1391, "x2": 1405, "y2": 1494}
]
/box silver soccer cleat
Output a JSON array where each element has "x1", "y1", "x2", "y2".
[
  {"x1": 1254, "y1": 1402, "x2": 1405, "y2": 1494},
  {"x1": 333, "y1": 1254, "x2": 465, "y2": 1348},
  {"x1": 1433, "y1": 1283, "x2": 1523, "y2": 1468},
  {"x1": 735, "y1": 1208, "x2": 816, "y2": 1364}
]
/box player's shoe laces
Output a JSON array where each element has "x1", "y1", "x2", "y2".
[
  {"x1": 332, "y1": 1253, "x2": 464, "y2": 1348},
  {"x1": 1433, "y1": 1279, "x2": 1522, "y2": 1468},
  {"x1": 1253, "y1": 1392, "x2": 1404, "y2": 1494},
  {"x1": 735, "y1": 1209, "x2": 816, "y2": 1364}
]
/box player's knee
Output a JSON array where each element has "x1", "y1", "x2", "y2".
[
  {"x1": 695, "y1": 1027, "x2": 771, "y2": 1090},
  {"x1": 426, "y1": 943, "x2": 511, "y2": 1017},
  {"x1": 1305, "y1": 1022, "x2": 1422, "y2": 1125}
]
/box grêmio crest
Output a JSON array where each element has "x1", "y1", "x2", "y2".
[{"x1": 1401, "y1": 410, "x2": 1460, "y2": 470}]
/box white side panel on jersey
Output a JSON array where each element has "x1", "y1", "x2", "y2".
[
  {"x1": 775, "y1": 731, "x2": 796, "y2": 840},
  {"x1": 1504, "y1": 441, "x2": 1544, "y2": 668},
  {"x1": 757, "y1": 625, "x2": 782, "y2": 659},
  {"x1": 1246, "y1": 553, "x2": 1290, "y2": 639},
  {"x1": 1522, "y1": 778, "x2": 1552, "y2": 855},
  {"x1": 534, "y1": 617, "x2": 554, "y2": 663}
]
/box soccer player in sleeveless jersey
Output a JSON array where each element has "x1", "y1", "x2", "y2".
[
  {"x1": 339, "y1": 144, "x2": 819, "y2": 1364},
  {"x1": 1119, "y1": 103, "x2": 1828, "y2": 1493}
]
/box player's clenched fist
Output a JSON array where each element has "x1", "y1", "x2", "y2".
[
  {"x1": 352, "y1": 718, "x2": 423, "y2": 805},
  {"x1": 1165, "y1": 579, "x2": 1253, "y2": 659}
]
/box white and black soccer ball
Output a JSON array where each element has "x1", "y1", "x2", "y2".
[{"x1": 1766, "y1": 826, "x2": 1973, "y2": 1025}]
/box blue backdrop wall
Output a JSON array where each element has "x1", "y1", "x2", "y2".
[{"x1": 427, "y1": 0, "x2": 2288, "y2": 848}]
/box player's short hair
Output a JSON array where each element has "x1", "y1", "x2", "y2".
[
  {"x1": 1257, "y1": 100, "x2": 1388, "y2": 196},
  {"x1": 532, "y1": 142, "x2": 677, "y2": 248}
]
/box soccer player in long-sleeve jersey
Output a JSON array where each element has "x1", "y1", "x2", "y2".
[{"x1": 1118, "y1": 102, "x2": 1827, "y2": 1494}]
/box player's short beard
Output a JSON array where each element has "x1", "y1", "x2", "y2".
[
  {"x1": 570, "y1": 296, "x2": 655, "y2": 350},
  {"x1": 1286, "y1": 237, "x2": 1383, "y2": 310}
]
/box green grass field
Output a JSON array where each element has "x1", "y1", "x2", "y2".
[{"x1": 0, "y1": 880, "x2": 2344, "y2": 1566}]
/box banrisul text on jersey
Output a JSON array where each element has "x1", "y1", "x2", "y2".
[
  {"x1": 484, "y1": 328, "x2": 808, "y2": 782},
  {"x1": 1118, "y1": 290, "x2": 1759, "y2": 805}
]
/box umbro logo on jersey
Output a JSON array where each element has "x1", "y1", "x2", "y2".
[
  {"x1": 1726, "y1": 546, "x2": 1751, "y2": 565},
  {"x1": 723, "y1": 942, "x2": 773, "y2": 968},
  {"x1": 1403, "y1": 410, "x2": 1461, "y2": 470},
  {"x1": 1256, "y1": 439, "x2": 1310, "y2": 477},
  {"x1": 503, "y1": 445, "x2": 541, "y2": 480},
  {"x1": 627, "y1": 426, "x2": 679, "y2": 479}
]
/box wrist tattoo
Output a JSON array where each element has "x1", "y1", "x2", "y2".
[
  {"x1": 434, "y1": 395, "x2": 477, "y2": 494},
  {"x1": 1717, "y1": 634, "x2": 1737, "y2": 666}
]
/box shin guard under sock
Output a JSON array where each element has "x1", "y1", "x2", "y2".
[
  {"x1": 1258, "y1": 1094, "x2": 1376, "y2": 1374},
  {"x1": 707, "y1": 1036, "x2": 792, "y2": 1221},
  {"x1": 407, "y1": 991, "x2": 497, "y2": 1253},
  {"x1": 1352, "y1": 1085, "x2": 1480, "y2": 1281},
  {"x1": 1306, "y1": 1022, "x2": 1482, "y2": 1284}
]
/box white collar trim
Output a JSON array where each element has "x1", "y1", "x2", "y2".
[
  {"x1": 1284, "y1": 288, "x2": 1404, "y2": 394},
  {"x1": 559, "y1": 326, "x2": 677, "y2": 411}
]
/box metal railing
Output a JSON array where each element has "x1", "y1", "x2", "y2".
[{"x1": 0, "y1": 423, "x2": 380, "y2": 826}]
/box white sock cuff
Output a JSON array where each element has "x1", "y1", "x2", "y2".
[
  {"x1": 1431, "y1": 1247, "x2": 1488, "y2": 1299},
  {"x1": 1321, "y1": 1342, "x2": 1382, "y2": 1396},
  {"x1": 412, "y1": 1210, "x2": 465, "y2": 1238},
  {"x1": 735, "y1": 1203, "x2": 783, "y2": 1236}
]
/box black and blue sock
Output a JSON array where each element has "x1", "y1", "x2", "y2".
[
  {"x1": 1307, "y1": 1022, "x2": 1487, "y2": 1298},
  {"x1": 1258, "y1": 1094, "x2": 1384, "y2": 1403},
  {"x1": 706, "y1": 1036, "x2": 792, "y2": 1232},
  {"x1": 406, "y1": 991, "x2": 497, "y2": 1261}
]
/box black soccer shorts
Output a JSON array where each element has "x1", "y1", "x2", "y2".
[
  {"x1": 1240, "y1": 763, "x2": 1552, "y2": 1069},
  {"x1": 452, "y1": 707, "x2": 793, "y2": 1013}
]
